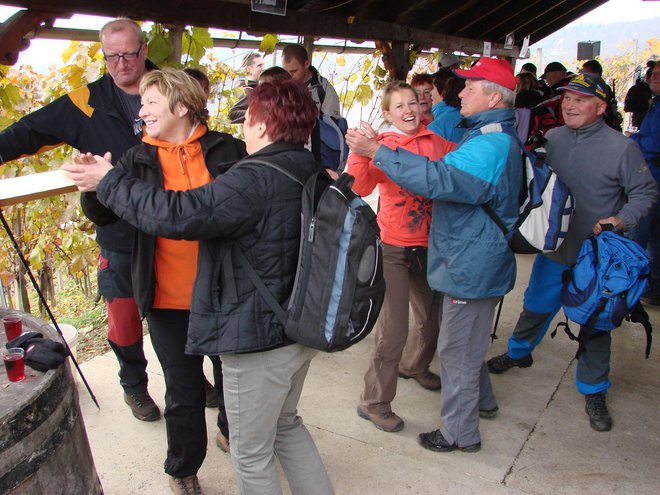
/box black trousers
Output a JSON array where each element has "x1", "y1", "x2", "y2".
[
  {"x1": 147, "y1": 308, "x2": 224, "y2": 477},
  {"x1": 108, "y1": 338, "x2": 149, "y2": 395}
]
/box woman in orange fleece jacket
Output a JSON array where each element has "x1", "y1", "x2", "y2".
[
  {"x1": 76, "y1": 68, "x2": 246, "y2": 493},
  {"x1": 350, "y1": 81, "x2": 455, "y2": 433}
]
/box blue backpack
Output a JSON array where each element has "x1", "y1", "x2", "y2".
[
  {"x1": 315, "y1": 113, "x2": 349, "y2": 172},
  {"x1": 556, "y1": 230, "x2": 653, "y2": 358}
]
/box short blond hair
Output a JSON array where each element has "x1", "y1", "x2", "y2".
[{"x1": 140, "y1": 68, "x2": 208, "y2": 125}]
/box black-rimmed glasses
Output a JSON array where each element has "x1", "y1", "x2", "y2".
[{"x1": 104, "y1": 45, "x2": 143, "y2": 63}]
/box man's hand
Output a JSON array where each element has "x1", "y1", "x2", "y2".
[
  {"x1": 61, "y1": 151, "x2": 113, "y2": 192},
  {"x1": 592, "y1": 216, "x2": 624, "y2": 235},
  {"x1": 346, "y1": 120, "x2": 380, "y2": 159}
]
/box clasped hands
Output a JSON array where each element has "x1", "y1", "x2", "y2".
[
  {"x1": 346, "y1": 120, "x2": 380, "y2": 159},
  {"x1": 61, "y1": 151, "x2": 113, "y2": 192}
]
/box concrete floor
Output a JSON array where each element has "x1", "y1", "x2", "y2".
[{"x1": 76, "y1": 254, "x2": 660, "y2": 494}]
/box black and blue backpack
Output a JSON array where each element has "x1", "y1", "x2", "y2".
[
  {"x1": 555, "y1": 229, "x2": 653, "y2": 358},
  {"x1": 230, "y1": 159, "x2": 385, "y2": 352}
]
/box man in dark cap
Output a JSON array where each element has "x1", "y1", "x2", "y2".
[
  {"x1": 541, "y1": 61, "x2": 570, "y2": 96},
  {"x1": 487, "y1": 73, "x2": 657, "y2": 433}
]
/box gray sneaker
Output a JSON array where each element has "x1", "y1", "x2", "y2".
[{"x1": 124, "y1": 392, "x2": 161, "y2": 422}]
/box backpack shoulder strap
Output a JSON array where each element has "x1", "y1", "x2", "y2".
[
  {"x1": 235, "y1": 158, "x2": 305, "y2": 187},
  {"x1": 226, "y1": 158, "x2": 306, "y2": 327},
  {"x1": 477, "y1": 123, "x2": 523, "y2": 236},
  {"x1": 233, "y1": 247, "x2": 288, "y2": 326}
]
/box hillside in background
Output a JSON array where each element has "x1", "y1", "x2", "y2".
[{"x1": 529, "y1": 17, "x2": 659, "y2": 69}]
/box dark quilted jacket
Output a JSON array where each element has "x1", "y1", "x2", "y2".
[
  {"x1": 82, "y1": 130, "x2": 247, "y2": 321},
  {"x1": 94, "y1": 142, "x2": 321, "y2": 355}
]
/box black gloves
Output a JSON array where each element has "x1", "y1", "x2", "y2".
[{"x1": 6, "y1": 331, "x2": 70, "y2": 372}]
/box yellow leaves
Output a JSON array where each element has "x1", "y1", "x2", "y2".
[
  {"x1": 64, "y1": 65, "x2": 84, "y2": 91},
  {"x1": 260, "y1": 34, "x2": 279, "y2": 55},
  {"x1": 61, "y1": 43, "x2": 77, "y2": 63},
  {"x1": 0, "y1": 84, "x2": 22, "y2": 109},
  {"x1": 408, "y1": 50, "x2": 418, "y2": 67},
  {"x1": 336, "y1": 56, "x2": 346, "y2": 67},
  {"x1": 183, "y1": 27, "x2": 213, "y2": 63},
  {"x1": 355, "y1": 84, "x2": 374, "y2": 106}
]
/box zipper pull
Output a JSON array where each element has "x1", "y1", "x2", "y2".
[{"x1": 308, "y1": 218, "x2": 316, "y2": 242}]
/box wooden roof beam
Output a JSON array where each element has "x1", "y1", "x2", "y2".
[
  {"x1": 6, "y1": 1, "x2": 519, "y2": 57},
  {"x1": 0, "y1": 9, "x2": 68, "y2": 65}
]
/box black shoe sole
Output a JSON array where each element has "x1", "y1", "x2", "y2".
[
  {"x1": 479, "y1": 407, "x2": 499, "y2": 419},
  {"x1": 488, "y1": 356, "x2": 533, "y2": 374},
  {"x1": 418, "y1": 434, "x2": 481, "y2": 453}
]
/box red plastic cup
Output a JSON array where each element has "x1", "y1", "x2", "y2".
[
  {"x1": 3, "y1": 316, "x2": 22, "y2": 341},
  {"x1": 3, "y1": 348, "x2": 25, "y2": 382}
]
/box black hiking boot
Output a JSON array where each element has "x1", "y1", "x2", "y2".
[
  {"x1": 585, "y1": 392, "x2": 612, "y2": 432},
  {"x1": 487, "y1": 353, "x2": 533, "y2": 374}
]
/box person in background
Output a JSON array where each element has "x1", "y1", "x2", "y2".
[
  {"x1": 228, "y1": 66, "x2": 292, "y2": 125},
  {"x1": 351, "y1": 81, "x2": 455, "y2": 433},
  {"x1": 519, "y1": 62, "x2": 538, "y2": 78},
  {"x1": 631, "y1": 61, "x2": 660, "y2": 305},
  {"x1": 0, "y1": 18, "x2": 161, "y2": 423},
  {"x1": 63, "y1": 78, "x2": 333, "y2": 495},
  {"x1": 228, "y1": 52, "x2": 266, "y2": 124},
  {"x1": 625, "y1": 61, "x2": 655, "y2": 129},
  {"x1": 282, "y1": 44, "x2": 341, "y2": 119},
  {"x1": 258, "y1": 66, "x2": 292, "y2": 84},
  {"x1": 238, "y1": 52, "x2": 265, "y2": 87},
  {"x1": 70, "y1": 68, "x2": 246, "y2": 493},
  {"x1": 540, "y1": 61, "x2": 570, "y2": 97},
  {"x1": 515, "y1": 72, "x2": 544, "y2": 109},
  {"x1": 580, "y1": 59, "x2": 603, "y2": 77},
  {"x1": 428, "y1": 68, "x2": 466, "y2": 143},
  {"x1": 410, "y1": 73, "x2": 435, "y2": 125}
]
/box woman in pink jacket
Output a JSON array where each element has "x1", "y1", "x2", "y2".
[{"x1": 351, "y1": 81, "x2": 455, "y2": 432}]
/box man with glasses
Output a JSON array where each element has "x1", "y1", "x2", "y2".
[{"x1": 0, "y1": 18, "x2": 160, "y2": 423}]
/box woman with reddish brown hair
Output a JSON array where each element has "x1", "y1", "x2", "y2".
[
  {"x1": 411, "y1": 73, "x2": 435, "y2": 125},
  {"x1": 64, "y1": 79, "x2": 334, "y2": 495}
]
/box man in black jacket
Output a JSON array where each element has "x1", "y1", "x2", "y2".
[{"x1": 0, "y1": 18, "x2": 160, "y2": 422}]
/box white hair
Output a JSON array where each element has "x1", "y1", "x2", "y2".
[{"x1": 481, "y1": 80, "x2": 515, "y2": 107}]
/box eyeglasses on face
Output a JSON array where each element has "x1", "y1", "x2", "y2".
[{"x1": 104, "y1": 45, "x2": 143, "y2": 63}]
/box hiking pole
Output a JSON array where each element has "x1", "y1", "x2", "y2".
[
  {"x1": 490, "y1": 297, "x2": 504, "y2": 343},
  {"x1": 0, "y1": 207, "x2": 100, "y2": 409}
]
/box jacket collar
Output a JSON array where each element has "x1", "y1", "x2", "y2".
[
  {"x1": 460, "y1": 107, "x2": 516, "y2": 130},
  {"x1": 136, "y1": 130, "x2": 226, "y2": 169},
  {"x1": 245, "y1": 142, "x2": 307, "y2": 160},
  {"x1": 564, "y1": 117, "x2": 606, "y2": 138}
]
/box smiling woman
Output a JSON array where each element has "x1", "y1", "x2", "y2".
[{"x1": 62, "y1": 67, "x2": 247, "y2": 492}]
